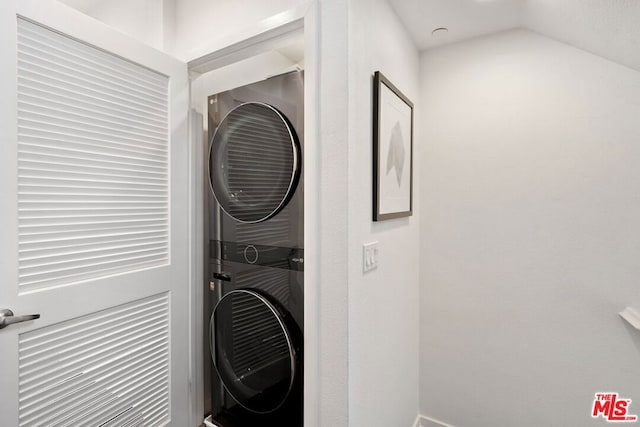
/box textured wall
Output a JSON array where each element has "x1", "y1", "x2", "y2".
[
  {"x1": 524, "y1": 0, "x2": 640, "y2": 72},
  {"x1": 57, "y1": 0, "x2": 166, "y2": 50},
  {"x1": 420, "y1": 29, "x2": 640, "y2": 427},
  {"x1": 348, "y1": 0, "x2": 421, "y2": 426},
  {"x1": 174, "y1": 0, "x2": 307, "y2": 61}
]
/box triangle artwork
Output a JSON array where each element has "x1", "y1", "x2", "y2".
[{"x1": 386, "y1": 120, "x2": 405, "y2": 187}]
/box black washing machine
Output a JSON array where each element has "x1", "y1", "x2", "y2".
[{"x1": 205, "y1": 71, "x2": 304, "y2": 427}]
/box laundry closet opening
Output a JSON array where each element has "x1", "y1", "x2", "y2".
[{"x1": 186, "y1": 20, "x2": 318, "y2": 427}]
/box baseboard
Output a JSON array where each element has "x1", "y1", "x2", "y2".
[{"x1": 414, "y1": 414, "x2": 457, "y2": 427}]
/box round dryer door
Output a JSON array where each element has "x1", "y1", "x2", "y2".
[
  {"x1": 211, "y1": 289, "x2": 296, "y2": 414},
  {"x1": 209, "y1": 102, "x2": 300, "y2": 223}
]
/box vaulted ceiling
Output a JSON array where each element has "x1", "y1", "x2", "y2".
[
  {"x1": 388, "y1": 0, "x2": 523, "y2": 51},
  {"x1": 57, "y1": 0, "x2": 640, "y2": 72},
  {"x1": 388, "y1": 0, "x2": 640, "y2": 72}
]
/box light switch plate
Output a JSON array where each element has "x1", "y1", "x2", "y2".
[{"x1": 363, "y1": 241, "x2": 379, "y2": 273}]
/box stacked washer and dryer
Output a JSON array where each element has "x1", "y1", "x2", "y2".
[{"x1": 205, "y1": 71, "x2": 304, "y2": 426}]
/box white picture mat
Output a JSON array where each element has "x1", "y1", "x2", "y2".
[{"x1": 378, "y1": 82, "x2": 412, "y2": 215}]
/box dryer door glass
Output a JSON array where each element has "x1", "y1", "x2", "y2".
[
  {"x1": 211, "y1": 289, "x2": 296, "y2": 414},
  {"x1": 209, "y1": 102, "x2": 300, "y2": 223}
]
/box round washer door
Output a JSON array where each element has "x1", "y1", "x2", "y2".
[
  {"x1": 209, "y1": 102, "x2": 300, "y2": 223},
  {"x1": 210, "y1": 289, "x2": 297, "y2": 414}
]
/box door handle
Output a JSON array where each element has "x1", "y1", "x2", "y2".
[
  {"x1": 0, "y1": 309, "x2": 40, "y2": 329},
  {"x1": 213, "y1": 272, "x2": 231, "y2": 282}
]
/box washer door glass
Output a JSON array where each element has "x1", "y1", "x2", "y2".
[
  {"x1": 209, "y1": 102, "x2": 300, "y2": 223},
  {"x1": 211, "y1": 289, "x2": 296, "y2": 414}
]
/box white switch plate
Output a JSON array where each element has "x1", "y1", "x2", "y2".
[{"x1": 363, "y1": 241, "x2": 379, "y2": 273}]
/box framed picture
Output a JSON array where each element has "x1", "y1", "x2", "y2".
[{"x1": 373, "y1": 71, "x2": 414, "y2": 221}]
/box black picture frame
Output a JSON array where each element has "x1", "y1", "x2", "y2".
[{"x1": 373, "y1": 71, "x2": 414, "y2": 221}]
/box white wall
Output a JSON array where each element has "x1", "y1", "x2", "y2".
[
  {"x1": 419, "y1": 29, "x2": 640, "y2": 427},
  {"x1": 174, "y1": 0, "x2": 307, "y2": 61},
  {"x1": 348, "y1": 1, "x2": 420, "y2": 426},
  {"x1": 524, "y1": 0, "x2": 640, "y2": 73},
  {"x1": 306, "y1": 2, "x2": 350, "y2": 426},
  {"x1": 58, "y1": 0, "x2": 308, "y2": 60},
  {"x1": 57, "y1": 0, "x2": 169, "y2": 51}
]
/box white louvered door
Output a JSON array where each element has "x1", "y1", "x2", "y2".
[{"x1": 0, "y1": 1, "x2": 190, "y2": 426}]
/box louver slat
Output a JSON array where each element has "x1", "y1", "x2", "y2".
[
  {"x1": 210, "y1": 103, "x2": 299, "y2": 223},
  {"x1": 228, "y1": 292, "x2": 290, "y2": 375},
  {"x1": 16, "y1": 18, "x2": 170, "y2": 294},
  {"x1": 18, "y1": 294, "x2": 170, "y2": 427},
  {"x1": 235, "y1": 268, "x2": 291, "y2": 303}
]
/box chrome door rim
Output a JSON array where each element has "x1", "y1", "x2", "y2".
[
  {"x1": 208, "y1": 102, "x2": 300, "y2": 224},
  {"x1": 210, "y1": 288, "x2": 297, "y2": 414}
]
